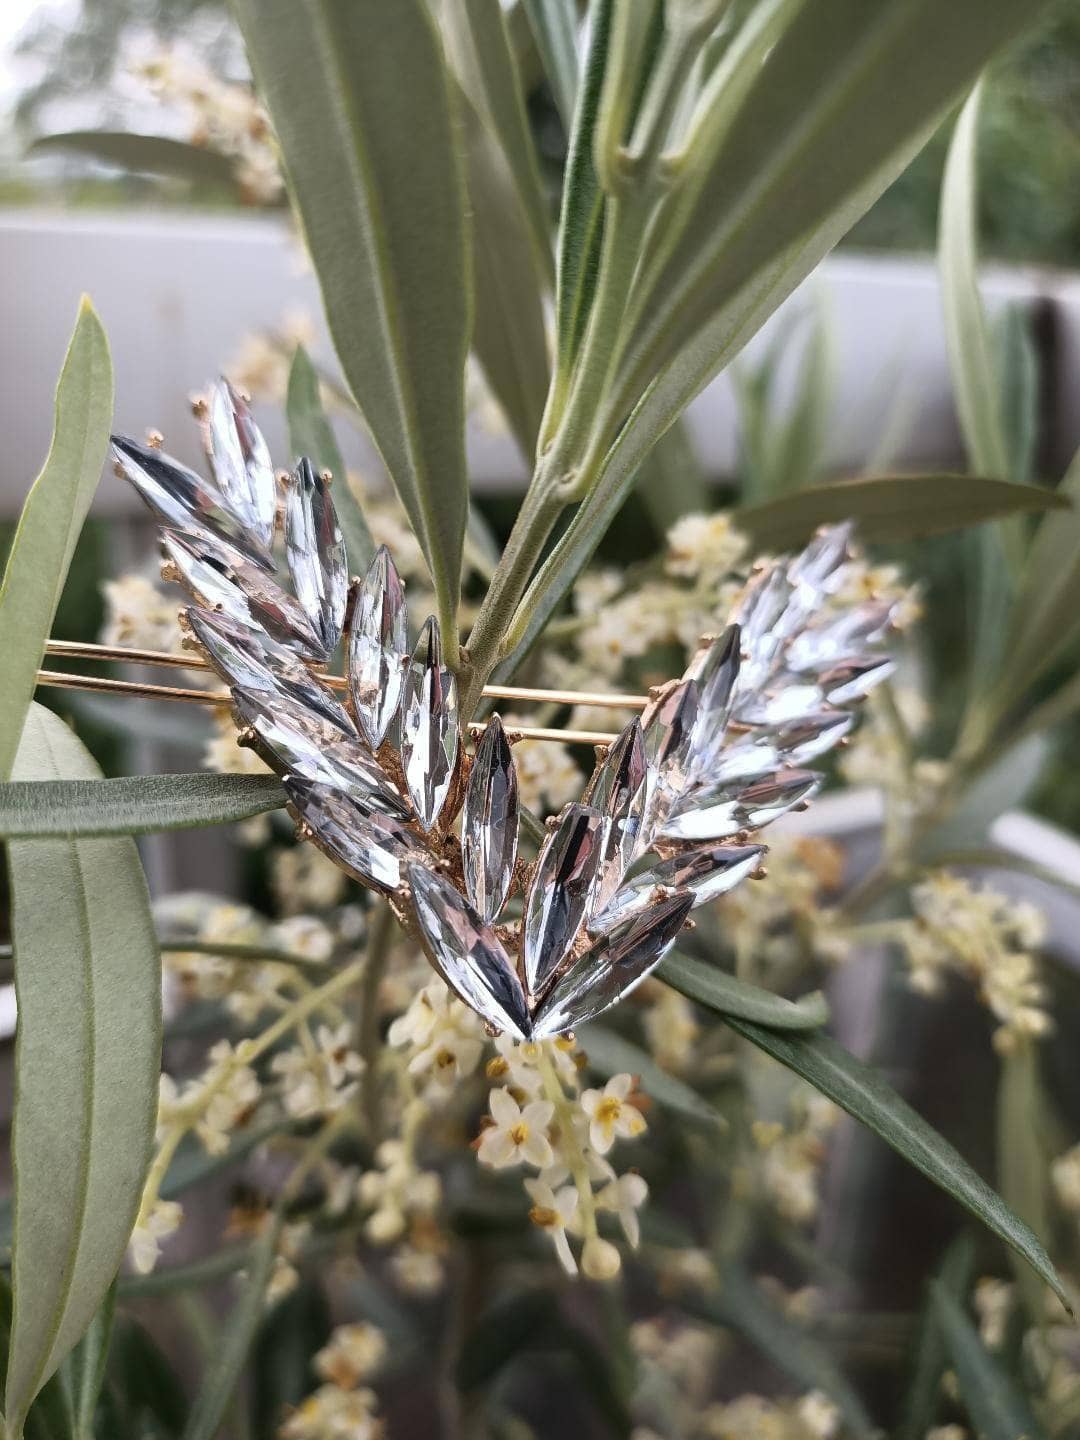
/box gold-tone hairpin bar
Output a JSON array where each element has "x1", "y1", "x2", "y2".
[{"x1": 36, "y1": 639, "x2": 649, "y2": 746}]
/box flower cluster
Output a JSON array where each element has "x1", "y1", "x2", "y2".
[
  {"x1": 281, "y1": 1322, "x2": 387, "y2": 1439},
  {"x1": 904, "y1": 872, "x2": 1051, "y2": 1051},
  {"x1": 477, "y1": 1038, "x2": 649, "y2": 1280}
]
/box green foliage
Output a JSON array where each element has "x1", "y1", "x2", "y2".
[
  {"x1": 660, "y1": 952, "x2": 829, "y2": 1031},
  {"x1": 0, "y1": 773, "x2": 286, "y2": 837},
  {"x1": 4, "y1": 705, "x2": 161, "y2": 1438},
  {"x1": 931, "y1": 1283, "x2": 1047, "y2": 1440}
]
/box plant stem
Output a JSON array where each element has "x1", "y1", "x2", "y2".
[{"x1": 359, "y1": 901, "x2": 397, "y2": 1144}]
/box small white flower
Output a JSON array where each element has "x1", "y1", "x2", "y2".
[
  {"x1": 315, "y1": 1322, "x2": 387, "y2": 1388},
  {"x1": 580, "y1": 1074, "x2": 647, "y2": 1155},
  {"x1": 129, "y1": 1198, "x2": 183, "y2": 1274},
  {"x1": 524, "y1": 1177, "x2": 580, "y2": 1275},
  {"x1": 477, "y1": 1088, "x2": 554, "y2": 1170},
  {"x1": 581, "y1": 1235, "x2": 622, "y2": 1281},
  {"x1": 596, "y1": 1172, "x2": 648, "y2": 1248}
]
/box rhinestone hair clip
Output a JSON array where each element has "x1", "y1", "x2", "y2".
[{"x1": 92, "y1": 380, "x2": 896, "y2": 1040}]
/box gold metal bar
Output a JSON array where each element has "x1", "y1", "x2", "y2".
[
  {"x1": 42, "y1": 640, "x2": 648, "y2": 711},
  {"x1": 34, "y1": 669, "x2": 615, "y2": 745}
]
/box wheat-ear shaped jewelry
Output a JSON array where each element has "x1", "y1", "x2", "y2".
[{"x1": 103, "y1": 379, "x2": 896, "y2": 1040}]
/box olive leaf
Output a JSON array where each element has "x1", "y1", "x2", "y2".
[
  {"x1": 3, "y1": 705, "x2": 161, "y2": 1439},
  {"x1": 931, "y1": 1283, "x2": 1047, "y2": 1440},
  {"x1": 29, "y1": 132, "x2": 240, "y2": 190},
  {"x1": 0, "y1": 773, "x2": 286, "y2": 838},
  {"x1": 232, "y1": 0, "x2": 471, "y2": 658},
  {"x1": 660, "y1": 952, "x2": 829, "y2": 1032},
  {"x1": 0, "y1": 299, "x2": 112, "y2": 780},
  {"x1": 522, "y1": 0, "x2": 579, "y2": 129}
]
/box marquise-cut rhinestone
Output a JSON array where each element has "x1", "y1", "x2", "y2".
[
  {"x1": 583, "y1": 720, "x2": 648, "y2": 917},
  {"x1": 234, "y1": 687, "x2": 409, "y2": 818},
  {"x1": 523, "y1": 803, "x2": 605, "y2": 993},
  {"x1": 769, "y1": 709, "x2": 854, "y2": 765},
  {"x1": 111, "y1": 435, "x2": 271, "y2": 569},
  {"x1": 787, "y1": 600, "x2": 896, "y2": 673},
  {"x1": 734, "y1": 680, "x2": 826, "y2": 728},
  {"x1": 286, "y1": 776, "x2": 422, "y2": 891},
  {"x1": 348, "y1": 545, "x2": 409, "y2": 748},
  {"x1": 531, "y1": 890, "x2": 694, "y2": 1038},
  {"x1": 685, "y1": 624, "x2": 741, "y2": 773},
  {"x1": 787, "y1": 522, "x2": 853, "y2": 595},
  {"x1": 661, "y1": 768, "x2": 822, "y2": 842},
  {"x1": 594, "y1": 842, "x2": 766, "y2": 931},
  {"x1": 400, "y1": 617, "x2": 460, "y2": 831},
  {"x1": 820, "y1": 656, "x2": 896, "y2": 705},
  {"x1": 285, "y1": 458, "x2": 348, "y2": 655},
  {"x1": 408, "y1": 863, "x2": 531, "y2": 1040},
  {"x1": 461, "y1": 715, "x2": 519, "y2": 924},
  {"x1": 205, "y1": 379, "x2": 278, "y2": 554},
  {"x1": 162, "y1": 530, "x2": 324, "y2": 658},
  {"x1": 639, "y1": 679, "x2": 701, "y2": 845}
]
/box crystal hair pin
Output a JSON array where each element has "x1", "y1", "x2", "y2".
[{"x1": 89, "y1": 379, "x2": 896, "y2": 1040}]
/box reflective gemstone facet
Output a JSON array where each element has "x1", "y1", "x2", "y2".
[
  {"x1": 584, "y1": 720, "x2": 648, "y2": 916},
  {"x1": 787, "y1": 601, "x2": 896, "y2": 672},
  {"x1": 523, "y1": 804, "x2": 604, "y2": 993},
  {"x1": 348, "y1": 545, "x2": 408, "y2": 748},
  {"x1": 285, "y1": 458, "x2": 348, "y2": 656},
  {"x1": 400, "y1": 617, "x2": 460, "y2": 830},
  {"x1": 408, "y1": 863, "x2": 531, "y2": 1039},
  {"x1": 788, "y1": 522, "x2": 853, "y2": 595},
  {"x1": 595, "y1": 842, "x2": 766, "y2": 930},
  {"x1": 205, "y1": 379, "x2": 277, "y2": 555},
  {"x1": 234, "y1": 688, "x2": 408, "y2": 817},
  {"x1": 661, "y1": 768, "x2": 822, "y2": 841},
  {"x1": 461, "y1": 715, "x2": 519, "y2": 924},
  {"x1": 111, "y1": 435, "x2": 270, "y2": 569},
  {"x1": 821, "y1": 656, "x2": 896, "y2": 705},
  {"x1": 286, "y1": 777, "x2": 421, "y2": 891},
  {"x1": 639, "y1": 679, "x2": 701, "y2": 845},
  {"x1": 770, "y1": 710, "x2": 854, "y2": 765},
  {"x1": 532, "y1": 890, "x2": 694, "y2": 1037}
]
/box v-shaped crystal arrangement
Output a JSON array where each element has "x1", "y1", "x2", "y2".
[{"x1": 112, "y1": 382, "x2": 896, "y2": 1040}]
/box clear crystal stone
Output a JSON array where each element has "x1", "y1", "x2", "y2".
[
  {"x1": 286, "y1": 776, "x2": 422, "y2": 891},
  {"x1": 206, "y1": 379, "x2": 278, "y2": 555},
  {"x1": 584, "y1": 720, "x2": 648, "y2": 917},
  {"x1": 820, "y1": 656, "x2": 896, "y2": 704},
  {"x1": 407, "y1": 863, "x2": 531, "y2": 1040},
  {"x1": 686, "y1": 624, "x2": 741, "y2": 753},
  {"x1": 285, "y1": 458, "x2": 348, "y2": 656},
  {"x1": 661, "y1": 768, "x2": 822, "y2": 842},
  {"x1": 348, "y1": 545, "x2": 408, "y2": 748},
  {"x1": 400, "y1": 617, "x2": 460, "y2": 830},
  {"x1": 186, "y1": 606, "x2": 355, "y2": 731},
  {"x1": 770, "y1": 709, "x2": 854, "y2": 764},
  {"x1": 531, "y1": 890, "x2": 694, "y2": 1038},
  {"x1": 639, "y1": 679, "x2": 701, "y2": 845},
  {"x1": 734, "y1": 680, "x2": 826, "y2": 727},
  {"x1": 234, "y1": 687, "x2": 409, "y2": 817},
  {"x1": 162, "y1": 530, "x2": 324, "y2": 657},
  {"x1": 523, "y1": 803, "x2": 605, "y2": 993},
  {"x1": 111, "y1": 435, "x2": 271, "y2": 569},
  {"x1": 735, "y1": 564, "x2": 815, "y2": 692},
  {"x1": 461, "y1": 716, "x2": 519, "y2": 924},
  {"x1": 787, "y1": 522, "x2": 853, "y2": 594},
  {"x1": 787, "y1": 600, "x2": 896, "y2": 672},
  {"x1": 594, "y1": 842, "x2": 766, "y2": 931}
]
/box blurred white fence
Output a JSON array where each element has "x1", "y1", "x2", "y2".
[{"x1": 5, "y1": 208, "x2": 1080, "y2": 514}]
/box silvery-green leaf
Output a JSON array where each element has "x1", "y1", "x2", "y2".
[
  {"x1": 408, "y1": 862, "x2": 531, "y2": 1039},
  {"x1": 523, "y1": 802, "x2": 604, "y2": 993},
  {"x1": 583, "y1": 719, "x2": 647, "y2": 917},
  {"x1": 286, "y1": 776, "x2": 422, "y2": 892},
  {"x1": 662, "y1": 769, "x2": 822, "y2": 842},
  {"x1": 532, "y1": 890, "x2": 693, "y2": 1038},
  {"x1": 186, "y1": 607, "x2": 354, "y2": 732},
  {"x1": 284, "y1": 458, "x2": 348, "y2": 655},
  {"x1": 595, "y1": 842, "x2": 765, "y2": 931},
  {"x1": 401, "y1": 617, "x2": 460, "y2": 830},
  {"x1": 348, "y1": 545, "x2": 408, "y2": 749},
  {"x1": 461, "y1": 715, "x2": 519, "y2": 924},
  {"x1": 161, "y1": 530, "x2": 324, "y2": 658},
  {"x1": 205, "y1": 378, "x2": 277, "y2": 554},
  {"x1": 787, "y1": 601, "x2": 896, "y2": 672},
  {"x1": 234, "y1": 688, "x2": 408, "y2": 819},
  {"x1": 111, "y1": 436, "x2": 270, "y2": 569}
]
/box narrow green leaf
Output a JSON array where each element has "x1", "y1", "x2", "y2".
[
  {"x1": 286, "y1": 346, "x2": 375, "y2": 574},
  {"x1": 461, "y1": 96, "x2": 552, "y2": 458},
  {"x1": 931, "y1": 1283, "x2": 1047, "y2": 1440},
  {"x1": 659, "y1": 952, "x2": 828, "y2": 1031},
  {"x1": 1006, "y1": 447, "x2": 1080, "y2": 699},
  {"x1": 997, "y1": 1046, "x2": 1060, "y2": 1321},
  {"x1": 995, "y1": 305, "x2": 1038, "y2": 487},
  {"x1": 180, "y1": 1214, "x2": 283, "y2": 1440},
  {"x1": 898, "y1": 1235, "x2": 977, "y2": 1440},
  {"x1": 553, "y1": 0, "x2": 614, "y2": 380},
  {"x1": 725, "y1": 1015, "x2": 1069, "y2": 1310},
  {"x1": 4, "y1": 705, "x2": 161, "y2": 1437},
  {"x1": 690, "y1": 1267, "x2": 876, "y2": 1440},
  {"x1": 442, "y1": 0, "x2": 554, "y2": 281},
  {"x1": 522, "y1": 0, "x2": 579, "y2": 129},
  {"x1": 939, "y1": 82, "x2": 1010, "y2": 481},
  {"x1": 0, "y1": 773, "x2": 287, "y2": 838},
  {"x1": 0, "y1": 300, "x2": 113, "y2": 780},
  {"x1": 68, "y1": 1284, "x2": 116, "y2": 1440},
  {"x1": 916, "y1": 734, "x2": 1046, "y2": 860},
  {"x1": 232, "y1": 0, "x2": 471, "y2": 653},
  {"x1": 0, "y1": 1275, "x2": 74, "y2": 1440},
  {"x1": 733, "y1": 474, "x2": 1066, "y2": 553},
  {"x1": 578, "y1": 1025, "x2": 725, "y2": 1129},
  {"x1": 29, "y1": 132, "x2": 239, "y2": 190},
  {"x1": 106, "y1": 1318, "x2": 188, "y2": 1440}
]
